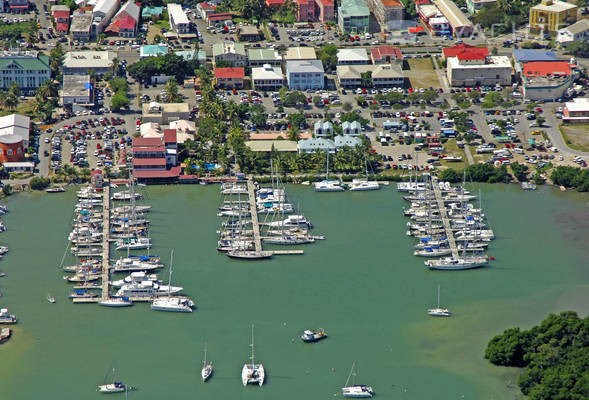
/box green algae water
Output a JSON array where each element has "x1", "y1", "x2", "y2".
[{"x1": 0, "y1": 184, "x2": 588, "y2": 400}]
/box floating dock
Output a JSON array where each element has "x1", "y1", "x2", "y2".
[
  {"x1": 100, "y1": 184, "x2": 111, "y2": 300},
  {"x1": 431, "y1": 177, "x2": 459, "y2": 258}
]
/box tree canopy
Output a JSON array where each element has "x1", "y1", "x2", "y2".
[{"x1": 127, "y1": 53, "x2": 196, "y2": 83}]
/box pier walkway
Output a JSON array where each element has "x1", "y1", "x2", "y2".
[
  {"x1": 431, "y1": 178, "x2": 459, "y2": 258},
  {"x1": 247, "y1": 179, "x2": 262, "y2": 253},
  {"x1": 101, "y1": 184, "x2": 111, "y2": 300}
]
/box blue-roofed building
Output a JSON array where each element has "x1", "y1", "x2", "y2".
[
  {"x1": 512, "y1": 50, "x2": 558, "y2": 63},
  {"x1": 140, "y1": 44, "x2": 169, "y2": 58}
]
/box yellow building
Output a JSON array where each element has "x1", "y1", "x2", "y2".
[{"x1": 529, "y1": 0, "x2": 578, "y2": 33}]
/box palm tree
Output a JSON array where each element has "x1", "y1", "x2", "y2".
[{"x1": 111, "y1": 58, "x2": 120, "y2": 76}]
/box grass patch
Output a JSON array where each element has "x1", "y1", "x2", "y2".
[
  {"x1": 405, "y1": 58, "x2": 441, "y2": 89},
  {"x1": 559, "y1": 124, "x2": 589, "y2": 152},
  {"x1": 440, "y1": 140, "x2": 467, "y2": 169}
]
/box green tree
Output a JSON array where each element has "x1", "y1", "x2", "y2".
[
  {"x1": 110, "y1": 92, "x2": 130, "y2": 111},
  {"x1": 316, "y1": 44, "x2": 338, "y2": 72},
  {"x1": 342, "y1": 102, "x2": 352, "y2": 112},
  {"x1": 439, "y1": 168, "x2": 462, "y2": 183},
  {"x1": 165, "y1": 77, "x2": 182, "y2": 103},
  {"x1": 360, "y1": 71, "x2": 372, "y2": 88},
  {"x1": 510, "y1": 161, "x2": 529, "y2": 182},
  {"x1": 564, "y1": 40, "x2": 589, "y2": 57},
  {"x1": 50, "y1": 43, "x2": 65, "y2": 79},
  {"x1": 2, "y1": 183, "x2": 12, "y2": 196},
  {"x1": 30, "y1": 177, "x2": 50, "y2": 190}
]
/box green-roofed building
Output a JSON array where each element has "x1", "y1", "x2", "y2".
[
  {"x1": 142, "y1": 6, "x2": 164, "y2": 19},
  {"x1": 338, "y1": 0, "x2": 369, "y2": 34},
  {"x1": 247, "y1": 48, "x2": 282, "y2": 68},
  {"x1": 0, "y1": 51, "x2": 50, "y2": 94},
  {"x1": 212, "y1": 42, "x2": 247, "y2": 67},
  {"x1": 175, "y1": 50, "x2": 207, "y2": 64}
]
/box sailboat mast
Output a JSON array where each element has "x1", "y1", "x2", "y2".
[
  {"x1": 326, "y1": 153, "x2": 329, "y2": 180},
  {"x1": 437, "y1": 285, "x2": 441, "y2": 308},
  {"x1": 251, "y1": 324, "x2": 255, "y2": 367},
  {"x1": 167, "y1": 250, "x2": 174, "y2": 296}
]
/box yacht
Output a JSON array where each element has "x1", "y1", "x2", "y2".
[
  {"x1": 267, "y1": 215, "x2": 312, "y2": 229},
  {"x1": 46, "y1": 186, "x2": 66, "y2": 193},
  {"x1": 64, "y1": 273, "x2": 101, "y2": 283},
  {"x1": 69, "y1": 290, "x2": 98, "y2": 299},
  {"x1": 111, "y1": 271, "x2": 160, "y2": 288},
  {"x1": 313, "y1": 180, "x2": 345, "y2": 192},
  {"x1": 263, "y1": 235, "x2": 314, "y2": 245},
  {"x1": 98, "y1": 297, "x2": 133, "y2": 307},
  {"x1": 115, "y1": 237, "x2": 152, "y2": 251},
  {"x1": 425, "y1": 255, "x2": 489, "y2": 270},
  {"x1": 221, "y1": 183, "x2": 248, "y2": 195},
  {"x1": 115, "y1": 281, "x2": 183, "y2": 298},
  {"x1": 0, "y1": 246, "x2": 9, "y2": 255},
  {"x1": 341, "y1": 362, "x2": 373, "y2": 398},
  {"x1": 396, "y1": 181, "x2": 426, "y2": 192},
  {"x1": 258, "y1": 202, "x2": 294, "y2": 214},
  {"x1": 348, "y1": 178, "x2": 380, "y2": 191},
  {"x1": 242, "y1": 325, "x2": 265, "y2": 387},
  {"x1": 96, "y1": 367, "x2": 135, "y2": 394},
  {"x1": 112, "y1": 256, "x2": 163, "y2": 272},
  {"x1": 428, "y1": 285, "x2": 451, "y2": 317},
  {"x1": 0, "y1": 327, "x2": 10, "y2": 343},
  {"x1": 113, "y1": 205, "x2": 151, "y2": 214},
  {"x1": 0, "y1": 308, "x2": 17, "y2": 324},
  {"x1": 151, "y1": 296, "x2": 194, "y2": 312},
  {"x1": 413, "y1": 247, "x2": 452, "y2": 257},
  {"x1": 301, "y1": 329, "x2": 327, "y2": 343}
]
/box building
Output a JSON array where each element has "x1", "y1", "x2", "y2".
[
  {"x1": 442, "y1": 43, "x2": 488, "y2": 60},
  {"x1": 248, "y1": 49, "x2": 282, "y2": 67},
  {"x1": 52, "y1": 5, "x2": 71, "y2": 35},
  {"x1": 207, "y1": 12, "x2": 232, "y2": 26},
  {"x1": 529, "y1": 0, "x2": 577, "y2": 33},
  {"x1": 61, "y1": 75, "x2": 93, "y2": 106},
  {"x1": 556, "y1": 19, "x2": 589, "y2": 46},
  {"x1": 466, "y1": 0, "x2": 496, "y2": 14},
  {"x1": 212, "y1": 42, "x2": 247, "y2": 67},
  {"x1": 370, "y1": 46, "x2": 403, "y2": 64},
  {"x1": 266, "y1": 0, "x2": 285, "y2": 6},
  {"x1": 252, "y1": 64, "x2": 284, "y2": 90},
  {"x1": 316, "y1": 0, "x2": 334, "y2": 22},
  {"x1": 512, "y1": 49, "x2": 559, "y2": 64},
  {"x1": 334, "y1": 135, "x2": 362, "y2": 150},
  {"x1": 175, "y1": 50, "x2": 206, "y2": 64},
  {"x1": 142, "y1": 6, "x2": 163, "y2": 19},
  {"x1": 70, "y1": 12, "x2": 93, "y2": 42},
  {"x1": 63, "y1": 51, "x2": 116, "y2": 75},
  {"x1": 105, "y1": 1, "x2": 140, "y2": 37},
  {"x1": 521, "y1": 61, "x2": 572, "y2": 101},
  {"x1": 338, "y1": 0, "x2": 369, "y2": 34},
  {"x1": 286, "y1": 60, "x2": 325, "y2": 90},
  {"x1": 418, "y1": 4, "x2": 450, "y2": 36},
  {"x1": 2, "y1": 161, "x2": 34, "y2": 172},
  {"x1": 447, "y1": 55, "x2": 512, "y2": 87},
  {"x1": 142, "y1": 102, "x2": 190, "y2": 124},
  {"x1": 0, "y1": 114, "x2": 30, "y2": 147},
  {"x1": 284, "y1": 47, "x2": 317, "y2": 61},
  {"x1": 7, "y1": 0, "x2": 29, "y2": 14},
  {"x1": 298, "y1": 138, "x2": 336, "y2": 153},
  {"x1": 140, "y1": 44, "x2": 168, "y2": 58},
  {"x1": 92, "y1": 0, "x2": 121, "y2": 37},
  {"x1": 342, "y1": 120, "x2": 361, "y2": 136},
  {"x1": 0, "y1": 51, "x2": 50, "y2": 94},
  {"x1": 132, "y1": 134, "x2": 181, "y2": 183},
  {"x1": 336, "y1": 64, "x2": 403, "y2": 88},
  {"x1": 296, "y1": 0, "x2": 315, "y2": 21},
  {"x1": 365, "y1": 0, "x2": 404, "y2": 29},
  {"x1": 314, "y1": 121, "x2": 333, "y2": 137},
  {"x1": 246, "y1": 140, "x2": 298, "y2": 152},
  {"x1": 238, "y1": 25, "x2": 260, "y2": 42},
  {"x1": 0, "y1": 135, "x2": 25, "y2": 163},
  {"x1": 337, "y1": 48, "x2": 369, "y2": 65},
  {"x1": 432, "y1": 0, "x2": 473, "y2": 37},
  {"x1": 167, "y1": 3, "x2": 191, "y2": 34},
  {"x1": 563, "y1": 98, "x2": 589, "y2": 123},
  {"x1": 196, "y1": 2, "x2": 216, "y2": 19},
  {"x1": 214, "y1": 67, "x2": 245, "y2": 89}
]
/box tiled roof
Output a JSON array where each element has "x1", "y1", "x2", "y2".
[
  {"x1": 163, "y1": 129, "x2": 177, "y2": 143},
  {"x1": 56, "y1": 22, "x2": 70, "y2": 32},
  {"x1": 135, "y1": 166, "x2": 181, "y2": 179},
  {"x1": 523, "y1": 61, "x2": 571, "y2": 77},
  {"x1": 215, "y1": 67, "x2": 245, "y2": 79},
  {"x1": 53, "y1": 10, "x2": 70, "y2": 18},
  {"x1": 443, "y1": 43, "x2": 488, "y2": 59},
  {"x1": 133, "y1": 158, "x2": 167, "y2": 167},
  {"x1": 371, "y1": 46, "x2": 403, "y2": 61}
]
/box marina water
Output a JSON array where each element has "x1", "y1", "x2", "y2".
[{"x1": 0, "y1": 184, "x2": 587, "y2": 399}]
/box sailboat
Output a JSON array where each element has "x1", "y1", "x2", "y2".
[
  {"x1": 97, "y1": 366, "x2": 135, "y2": 394},
  {"x1": 47, "y1": 293, "x2": 56, "y2": 303},
  {"x1": 341, "y1": 361, "x2": 373, "y2": 398},
  {"x1": 314, "y1": 153, "x2": 344, "y2": 192},
  {"x1": 241, "y1": 324, "x2": 265, "y2": 386},
  {"x1": 151, "y1": 250, "x2": 194, "y2": 312},
  {"x1": 349, "y1": 159, "x2": 380, "y2": 191},
  {"x1": 201, "y1": 342, "x2": 213, "y2": 382},
  {"x1": 427, "y1": 285, "x2": 451, "y2": 317}
]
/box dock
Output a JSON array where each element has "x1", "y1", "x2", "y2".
[
  {"x1": 101, "y1": 184, "x2": 110, "y2": 300},
  {"x1": 247, "y1": 179, "x2": 263, "y2": 253},
  {"x1": 269, "y1": 250, "x2": 305, "y2": 255},
  {"x1": 431, "y1": 178, "x2": 459, "y2": 258}
]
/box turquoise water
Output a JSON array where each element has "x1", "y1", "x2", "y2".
[{"x1": 0, "y1": 184, "x2": 587, "y2": 399}]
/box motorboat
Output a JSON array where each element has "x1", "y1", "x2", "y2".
[
  {"x1": 0, "y1": 327, "x2": 11, "y2": 343},
  {"x1": 112, "y1": 191, "x2": 142, "y2": 201},
  {"x1": 113, "y1": 205, "x2": 151, "y2": 214},
  {"x1": 68, "y1": 290, "x2": 98, "y2": 299},
  {"x1": 425, "y1": 256, "x2": 489, "y2": 270},
  {"x1": 242, "y1": 325, "x2": 265, "y2": 386},
  {"x1": 521, "y1": 181, "x2": 537, "y2": 190},
  {"x1": 98, "y1": 297, "x2": 133, "y2": 307},
  {"x1": 115, "y1": 281, "x2": 183, "y2": 298},
  {"x1": 111, "y1": 271, "x2": 160, "y2": 288},
  {"x1": 313, "y1": 180, "x2": 344, "y2": 192},
  {"x1": 151, "y1": 296, "x2": 194, "y2": 312},
  {"x1": 46, "y1": 186, "x2": 66, "y2": 193},
  {"x1": 0, "y1": 309, "x2": 17, "y2": 324},
  {"x1": 263, "y1": 235, "x2": 314, "y2": 245},
  {"x1": 301, "y1": 329, "x2": 327, "y2": 343},
  {"x1": 64, "y1": 273, "x2": 101, "y2": 283},
  {"x1": 221, "y1": 183, "x2": 248, "y2": 195},
  {"x1": 396, "y1": 182, "x2": 427, "y2": 192},
  {"x1": 413, "y1": 247, "x2": 452, "y2": 257},
  {"x1": 428, "y1": 285, "x2": 451, "y2": 317},
  {"x1": 348, "y1": 179, "x2": 380, "y2": 191},
  {"x1": 266, "y1": 215, "x2": 312, "y2": 229},
  {"x1": 115, "y1": 237, "x2": 152, "y2": 251}
]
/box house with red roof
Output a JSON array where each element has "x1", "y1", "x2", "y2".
[
  {"x1": 214, "y1": 67, "x2": 245, "y2": 89},
  {"x1": 197, "y1": 2, "x2": 216, "y2": 20},
  {"x1": 442, "y1": 43, "x2": 488, "y2": 61},
  {"x1": 105, "y1": 1, "x2": 140, "y2": 37},
  {"x1": 370, "y1": 46, "x2": 403, "y2": 64},
  {"x1": 132, "y1": 134, "x2": 180, "y2": 183},
  {"x1": 51, "y1": 5, "x2": 71, "y2": 34}
]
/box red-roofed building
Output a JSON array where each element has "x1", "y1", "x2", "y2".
[
  {"x1": 52, "y1": 5, "x2": 70, "y2": 34},
  {"x1": 197, "y1": 2, "x2": 216, "y2": 20},
  {"x1": 207, "y1": 13, "x2": 232, "y2": 26},
  {"x1": 522, "y1": 61, "x2": 571, "y2": 78},
  {"x1": 214, "y1": 67, "x2": 245, "y2": 89},
  {"x1": 105, "y1": 1, "x2": 140, "y2": 37},
  {"x1": 265, "y1": 0, "x2": 285, "y2": 6},
  {"x1": 442, "y1": 43, "x2": 488, "y2": 61},
  {"x1": 132, "y1": 134, "x2": 179, "y2": 183},
  {"x1": 91, "y1": 169, "x2": 104, "y2": 190},
  {"x1": 371, "y1": 46, "x2": 403, "y2": 64}
]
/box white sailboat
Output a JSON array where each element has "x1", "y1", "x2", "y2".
[
  {"x1": 314, "y1": 153, "x2": 344, "y2": 192},
  {"x1": 341, "y1": 361, "x2": 373, "y2": 398},
  {"x1": 349, "y1": 159, "x2": 380, "y2": 191},
  {"x1": 151, "y1": 250, "x2": 194, "y2": 312},
  {"x1": 427, "y1": 285, "x2": 451, "y2": 317},
  {"x1": 97, "y1": 366, "x2": 134, "y2": 394},
  {"x1": 201, "y1": 342, "x2": 213, "y2": 382},
  {"x1": 241, "y1": 324, "x2": 265, "y2": 387},
  {"x1": 47, "y1": 293, "x2": 56, "y2": 303}
]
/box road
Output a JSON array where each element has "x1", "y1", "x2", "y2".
[{"x1": 541, "y1": 107, "x2": 589, "y2": 157}]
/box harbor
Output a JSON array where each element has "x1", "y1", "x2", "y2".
[{"x1": 0, "y1": 185, "x2": 588, "y2": 399}]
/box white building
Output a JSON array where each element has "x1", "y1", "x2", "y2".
[
  {"x1": 70, "y1": 12, "x2": 93, "y2": 41},
  {"x1": 335, "y1": 135, "x2": 362, "y2": 149},
  {"x1": 336, "y1": 64, "x2": 403, "y2": 88},
  {"x1": 61, "y1": 75, "x2": 92, "y2": 106},
  {"x1": 556, "y1": 19, "x2": 589, "y2": 46},
  {"x1": 314, "y1": 121, "x2": 333, "y2": 138},
  {"x1": 298, "y1": 138, "x2": 336, "y2": 153},
  {"x1": 167, "y1": 3, "x2": 190, "y2": 34},
  {"x1": 0, "y1": 114, "x2": 30, "y2": 147},
  {"x1": 63, "y1": 51, "x2": 116, "y2": 75},
  {"x1": 342, "y1": 120, "x2": 361, "y2": 136},
  {"x1": 286, "y1": 60, "x2": 325, "y2": 90},
  {"x1": 447, "y1": 55, "x2": 512, "y2": 87},
  {"x1": 92, "y1": 0, "x2": 121, "y2": 36},
  {"x1": 251, "y1": 64, "x2": 284, "y2": 91},
  {"x1": 336, "y1": 48, "x2": 369, "y2": 65}
]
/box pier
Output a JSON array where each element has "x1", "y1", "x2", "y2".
[
  {"x1": 101, "y1": 184, "x2": 111, "y2": 300},
  {"x1": 431, "y1": 178, "x2": 459, "y2": 258},
  {"x1": 247, "y1": 179, "x2": 263, "y2": 253}
]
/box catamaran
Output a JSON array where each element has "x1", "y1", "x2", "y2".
[
  {"x1": 427, "y1": 285, "x2": 451, "y2": 317},
  {"x1": 341, "y1": 361, "x2": 373, "y2": 398},
  {"x1": 242, "y1": 324, "x2": 265, "y2": 386},
  {"x1": 314, "y1": 153, "x2": 344, "y2": 192},
  {"x1": 349, "y1": 159, "x2": 379, "y2": 191}
]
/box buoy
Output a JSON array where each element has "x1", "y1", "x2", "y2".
[
  {"x1": 283, "y1": 322, "x2": 287, "y2": 326},
  {"x1": 490, "y1": 256, "x2": 495, "y2": 260},
  {"x1": 331, "y1": 367, "x2": 335, "y2": 372}
]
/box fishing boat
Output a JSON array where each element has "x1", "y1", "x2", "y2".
[
  {"x1": 427, "y1": 285, "x2": 450, "y2": 317},
  {"x1": 242, "y1": 325, "x2": 265, "y2": 386},
  {"x1": 0, "y1": 327, "x2": 11, "y2": 343},
  {"x1": 341, "y1": 361, "x2": 373, "y2": 398},
  {"x1": 46, "y1": 186, "x2": 66, "y2": 193},
  {"x1": 98, "y1": 297, "x2": 133, "y2": 307},
  {"x1": 201, "y1": 342, "x2": 213, "y2": 382},
  {"x1": 47, "y1": 294, "x2": 56, "y2": 303},
  {"x1": 301, "y1": 328, "x2": 327, "y2": 343},
  {"x1": 0, "y1": 309, "x2": 17, "y2": 324},
  {"x1": 227, "y1": 250, "x2": 273, "y2": 260}
]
